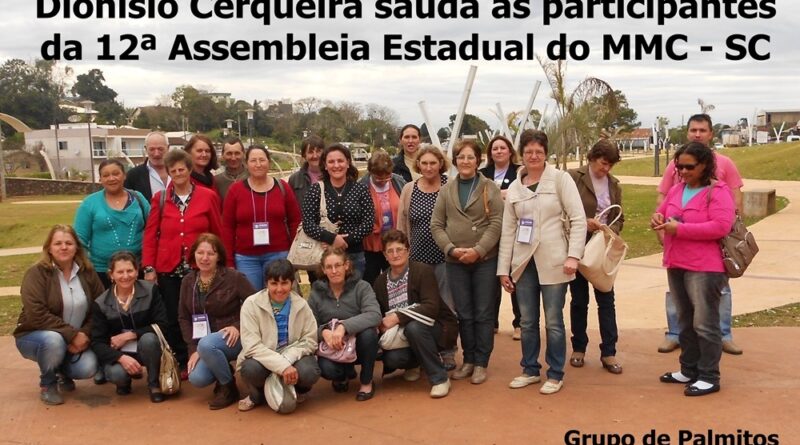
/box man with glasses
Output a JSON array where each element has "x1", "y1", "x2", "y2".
[
  {"x1": 124, "y1": 132, "x2": 170, "y2": 201},
  {"x1": 656, "y1": 114, "x2": 744, "y2": 355}
]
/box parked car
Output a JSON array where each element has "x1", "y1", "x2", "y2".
[{"x1": 352, "y1": 149, "x2": 370, "y2": 162}]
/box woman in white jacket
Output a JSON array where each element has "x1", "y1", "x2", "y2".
[
  {"x1": 237, "y1": 259, "x2": 320, "y2": 411},
  {"x1": 497, "y1": 130, "x2": 587, "y2": 395}
]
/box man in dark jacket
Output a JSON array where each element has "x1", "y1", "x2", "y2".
[{"x1": 124, "y1": 132, "x2": 169, "y2": 202}]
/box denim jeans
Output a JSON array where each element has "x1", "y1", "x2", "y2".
[
  {"x1": 569, "y1": 270, "x2": 618, "y2": 357},
  {"x1": 240, "y1": 356, "x2": 321, "y2": 403},
  {"x1": 16, "y1": 330, "x2": 98, "y2": 387},
  {"x1": 515, "y1": 260, "x2": 568, "y2": 381},
  {"x1": 235, "y1": 251, "x2": 289, "y2": 291},
  {"x1": 665, "y1": 283, "x2": 732, "y2": 342},
  {"x1": 103, "y1": 332, "x2": 162, "y2": 388},
  {"x1": 318, "y1": 328, "x2": 378, "y2": 385},
  {"x1": 433, "y1": 262, "x2": 455, "y2": 315},
  {"x1": 667, "y1": 268, "x2": 726, "y2": 384},
  {"x1": 446, "y1": 258, "x2": 498, "y2": 368},
  {"x1": 188, "y1": 331, "x2": 242, "y2": 387},
  {"x1": 381, "y1": 321, "x2": 448, "y2": 385}
]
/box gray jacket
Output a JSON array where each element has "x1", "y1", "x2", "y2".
[{"x1": 307, "y1": 273, "x2": 381, "y2": 340}]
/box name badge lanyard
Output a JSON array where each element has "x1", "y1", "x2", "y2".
[
  {"x1": 250, "y1": 185, "x2": 270, "y2": 246},
  {"x1": 114, "y1": 296, "x2": 139, "y2": 353},
  {"x1": 192, "y1": 276, "x2": 211, "y2": 339}
]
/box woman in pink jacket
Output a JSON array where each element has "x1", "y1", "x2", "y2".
[{"x1": 651, "y1": 142, "x2": 735, "y2": 397}]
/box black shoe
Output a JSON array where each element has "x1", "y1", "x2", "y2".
[
  {"x1": 116, "y1": 384, "x2": 132, "y2": 396},
  {"x1": 355, "y1": 385, "x2": 375, "y2": 402},
  {"x1": 684, "y1": 383, "x2": 720, "y2": 397},
  {"x1": 332, "y1": 380, "x2": 349, "y2": 393},
  {"x1": 57, "y1": 375, "x2": 76, "y2": 392},
  {"x1": 659, "y1": 372, "x2": 695, "y2": 385},
  {"x1": 149, "y1": 387, "x2": 165, "y2": 403}
]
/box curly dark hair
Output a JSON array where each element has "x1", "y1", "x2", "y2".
[{"x1": 673, "y1": 142, "x2": 716, "y2": 186}]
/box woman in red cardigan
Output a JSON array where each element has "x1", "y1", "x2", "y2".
[
  {"x1": 222, "y1": 145, "x2": 301, "y2": 290},
  {"x1": 142, "y1": 149, "x2": 223, "y2": 370}
]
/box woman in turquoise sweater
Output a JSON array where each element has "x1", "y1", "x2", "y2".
[{"x1": 75, "y1": 159, "x2": 150, "y2": 289}]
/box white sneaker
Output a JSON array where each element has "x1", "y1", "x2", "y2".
[
  {"x1": 539, "y1": 380, "x2": 563, "y2": 395},
  {"x1": 403, "y1": 367, "x2": 421, "y2": 382},
  {"x1": 430, "y1": 379, "x2": 451, "y2": 398},
  {"x1": 508, "y1": 374, "x2": 541, "y2": 389}
]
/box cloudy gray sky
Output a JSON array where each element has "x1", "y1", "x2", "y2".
[{"x1": 2, "y1": 0, "x2": 798, "y2": 132}]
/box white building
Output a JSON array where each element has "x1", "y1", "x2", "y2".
[{"x1": 24, "y1": 124, "x2": 151, "y2": 180}]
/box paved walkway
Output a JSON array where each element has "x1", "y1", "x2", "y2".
[{"x1": 1, "y1": 176, "x2": 798, "y2": 444}]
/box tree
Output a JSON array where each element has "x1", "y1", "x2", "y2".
[
  {"x1": 591, "y1": 90, "x2": 639, "y2": 133},
  {"x1": 448, "y1": 113, "x2": 492, "y2": 138},
  {"x1": 537, "y1": 57, "x2": 619, "y2": 168},
  {"x1": 72, "y1": 69, "x2": 117, "y2": 103},
  {"x1": 0, "y1": 59, "x2": 70, "y2": 133}
]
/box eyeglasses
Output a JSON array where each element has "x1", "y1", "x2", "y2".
[
  {"x1": 676, "y1": 163, "x2": 698, "y2": 171},
  {"x1": 323, "y1": 263, "x2": 346, "y2": 272},
  {"x1": 523, "y1": 151, "x2": 546, "y2": 158},
  {"x1": 384, "y1": 247, "x2": 408, "y2": 256},
  {"x1": 456, "y1": 155, "x2": 477, "y2": 162}
]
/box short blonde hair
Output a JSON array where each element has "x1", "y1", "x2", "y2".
[{"x1": 413, "y1": 145, "x2": 449, "y2": 175}]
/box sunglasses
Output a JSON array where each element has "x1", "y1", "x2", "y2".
[{"x1": 676, "y1": 163, "x2": 699, "y2": 171}]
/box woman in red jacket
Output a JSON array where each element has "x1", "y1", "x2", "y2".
[
  {"x1": 222, "y1": 145, "x2": 301, "y2": 290},
  {"x1": 142, "y1": 149, "x2": 223, "y2": 370}
]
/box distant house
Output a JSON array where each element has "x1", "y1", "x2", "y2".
[
  {"x1": 200, "y1": 91, "x2": 233, "y2": 106},
  {"x1": 756, "y1": 109, "x2": 800, "y2": 129},
  {"x1": 614, "y1": 128, "x2": 653, "y2": 151},
  {"x1": 24, "y1": 124, "x2": 152, "y2": 180}
]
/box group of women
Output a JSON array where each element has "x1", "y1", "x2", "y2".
[{"x1": 14, "y1": 124, "x2": 733, "y2": 410}]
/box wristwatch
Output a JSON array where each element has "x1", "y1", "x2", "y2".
[{"x1": 143, "y1": 266, "x2": 155, "y2": 274}]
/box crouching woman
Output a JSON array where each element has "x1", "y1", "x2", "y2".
[
  {"x1": 91, "y1": 251, "x2": 169, "y2": 403},
  {"x1": 237, "y1": 259, "x2": 320, "y2": 412}
]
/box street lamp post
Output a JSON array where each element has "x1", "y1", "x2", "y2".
[
  {"x1": 245, "y1": 108, "x2": 255, "y2": 146},
  {"x1": 225, "y1": 119, "x2": 234, "y2": 138},
  {"x1": 81, "y1": 100, "x2": 96, "y2": 183}
]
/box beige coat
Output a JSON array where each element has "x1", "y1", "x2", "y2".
[
  {"x1": 497, "y1": 164, "x2": 587, "y2": 285},
  {"x1": 430, "y1": 174, "x2": 504, "y2": 261},
  {"x1": 236, "y1": 290, "x2": 318, "y2": 375}
]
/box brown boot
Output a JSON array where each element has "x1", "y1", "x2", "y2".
[{"x1": 209, "y1": 379, "x2": 240, "y2": 410}]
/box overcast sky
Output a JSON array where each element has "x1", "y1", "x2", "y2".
[{"x1": 2, "y1": 0, "x2": 798, "y2": 133}]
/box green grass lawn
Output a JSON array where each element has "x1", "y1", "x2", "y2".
[
  {"x1": 0, "y1": 254, "x2": 38, "y2": 287},
  {"x1": 0, "y1": 196, "x2": 82, "y2": 249},
  {"x1": 612, "y1": 142, "x2": 800, "y2": 180}
]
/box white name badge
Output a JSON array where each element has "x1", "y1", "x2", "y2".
[
  {"x1": 120, "y1": 329, "x2": 138, "y2": 353},
  {"x1": 253, "y1": 222, "x2": 270, "y2": 246},
  {"x1": 192, "y1": 314, "x2": 210, "y2": 339},
  {"x1": 517, "y1": 218, "x2": 534, "y2": 244}
]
